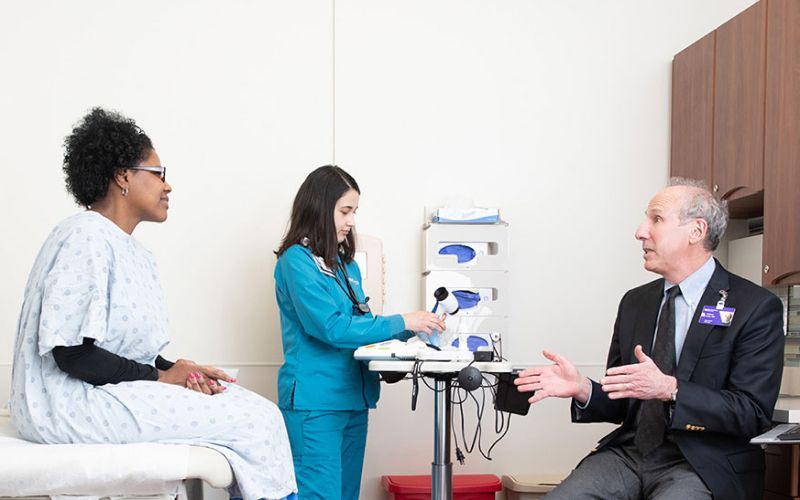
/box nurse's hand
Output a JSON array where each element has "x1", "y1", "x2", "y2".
[{"x1": 402, "y1": 311, "x2": 446, "y2": 335}]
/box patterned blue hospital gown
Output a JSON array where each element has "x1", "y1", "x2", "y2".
[{"x1": 9, "y1": 211, "x2": 297, "y2": 500}]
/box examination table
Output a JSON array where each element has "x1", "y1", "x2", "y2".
[{"x1": 0, "y1": 408, "x2": 233, "y2": 500}]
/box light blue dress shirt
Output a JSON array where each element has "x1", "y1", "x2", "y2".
[{"x1": 663, "y1": 256, "x2": 716, "y2": 362}]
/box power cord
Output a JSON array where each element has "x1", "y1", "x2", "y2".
[
  {"x1": 492, "y1": 342, "x2": 507, "y2": 362},
  {"x1": 413, "y1": 361, "x2": 450, "y2": 410},
  {"x1": 411, "y1": 360, "x2": 421, "y2": 411},
  {"x1": 450, "y1": 372, "x2": 512, "y2": 463},
  {"x1": 407, "y1": 359, "x2": 514, "y2": 463}
]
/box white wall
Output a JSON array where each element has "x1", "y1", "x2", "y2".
[
  {"x1": 335, "y1": 2, "x2": 756, "y2": 497},
  {"x1": 0, "y1": 1, "x2": 757, "y2": 499}
]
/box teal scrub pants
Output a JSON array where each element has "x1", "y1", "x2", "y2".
[{"x1": 281, "y1": 409, "x2": 369, "y2": 500}]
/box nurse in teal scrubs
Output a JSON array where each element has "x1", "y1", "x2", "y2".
[{"x1": 274, "y1": 165, "x2": 446, "y2": 500}]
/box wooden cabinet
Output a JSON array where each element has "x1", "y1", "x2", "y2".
[
  {"x1": 671, "y1": 0, "x2": 800, "y2": 286},
  {"x1": 764, "y1": 444, "x2": 800, "y2": 500},
  {"x1": 670, "y1": 32, "x2": 714, "y2": 188},
  {"x1": 763, "y1": 0, "x2": 800, "y2": 286},
  {"x1": 712, "y1": 1, "x2": 767, "y2": 203}
]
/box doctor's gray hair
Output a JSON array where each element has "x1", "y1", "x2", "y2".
[{"x1": 669, "y1": 177, "x2": 728, "y2": 251}]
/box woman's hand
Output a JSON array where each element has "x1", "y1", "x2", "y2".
[
  {"x1": 186, "y1": 372, "x2": 224, "y2": 395},
  {"x1": 402, "y1": 311, "x2": 447, "y2": 335},
  {"x1": 193, "y1": 362, "x2": 237, "y2": 384},
  {"x1": 157, "y1": 359, "x2": 236, "y2": 395}
]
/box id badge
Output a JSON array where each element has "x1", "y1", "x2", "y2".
[{"x1": 699, "y1": 305, "x2": 736, "y2": 326}]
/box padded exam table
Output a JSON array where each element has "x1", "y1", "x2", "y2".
[{"x1": 0, "y1": 408, "x2": 232, "y2": 500}]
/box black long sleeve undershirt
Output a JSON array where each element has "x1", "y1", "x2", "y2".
[{"x1": 52, "y1": 337, "x2": 174, "y2": 386}]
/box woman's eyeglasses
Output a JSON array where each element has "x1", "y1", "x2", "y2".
[{"x1": 127, "y1": 166, "x2": 167, "y2": 182}]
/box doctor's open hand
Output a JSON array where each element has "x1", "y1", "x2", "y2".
[
  {"x1": 515, "y1": 350, "x2": 592, "y2": 405},
  {"x1": 402, "y1": 311, "x2": 447, "y2": 335},
  {"x1": 600, "y1": 345, "x2": 676, "y2": 401}
]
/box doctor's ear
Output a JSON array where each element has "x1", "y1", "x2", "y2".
[{"x1": 689, "y1": 218, "x2": 708, "y2": 245}]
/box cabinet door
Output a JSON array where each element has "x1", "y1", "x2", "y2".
[
  {"x1": 763, "y1": 0, "x2": 800, "y2": 286},
  {"x1": 670, "y1": 32, "x2": 715, "y2": 188},
  {"x1": 713, "y1": 0, "x2": 766, "y2": 202}
]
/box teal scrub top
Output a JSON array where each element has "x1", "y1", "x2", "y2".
[{"x1": 275, "y1": 244, "x2": 411, "y2": 411}]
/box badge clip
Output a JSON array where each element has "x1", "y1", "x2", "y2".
[{"x1": 716, "y1": 290, "x2": 728, "y2": 310}]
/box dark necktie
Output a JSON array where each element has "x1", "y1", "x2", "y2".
[{"x1": 635, "y1": 285, "x2": 682, "y2": 456}]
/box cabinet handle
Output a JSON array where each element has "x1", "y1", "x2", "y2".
[
  {"x1": 764, "y1": 264, "x2": 770, "y2": 274},
  {"x1": 713, "y1": 184, "x2": 719, "y2": 193}
]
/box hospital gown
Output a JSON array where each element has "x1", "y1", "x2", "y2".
[{"x1": 9, "y1": 211, "x2": 297, "y2": 500}]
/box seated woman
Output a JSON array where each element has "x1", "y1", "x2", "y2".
[{"x1": 9, "y1": 108, "x2": 297, "y2": 500}]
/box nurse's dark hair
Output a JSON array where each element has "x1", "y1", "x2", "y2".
[
  {"x1": 276, "y1": 165, "x2": 360, "y2": 268},
  {"x1": 63, "y1": 107, "x2": 153, "y2": 207}
]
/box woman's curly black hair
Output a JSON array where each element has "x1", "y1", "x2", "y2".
[{"x1": 62, "y1": 107, "x2": 153, "y2": 207}]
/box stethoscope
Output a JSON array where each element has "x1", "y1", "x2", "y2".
[
  {"x1": 333, "y1": 259, "x2": 371, "y2": 316},
  {"x1": 303, "y1": 237, "x2": 371, "y2": 316}
]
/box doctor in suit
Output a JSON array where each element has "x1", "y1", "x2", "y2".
[{"x1": 516, "y1": 178, "x2": 784, "y2": 500}]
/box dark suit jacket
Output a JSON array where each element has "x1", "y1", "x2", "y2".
[{"x1": 572, "y1": 260, "x2": 784, "y2": 500}]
